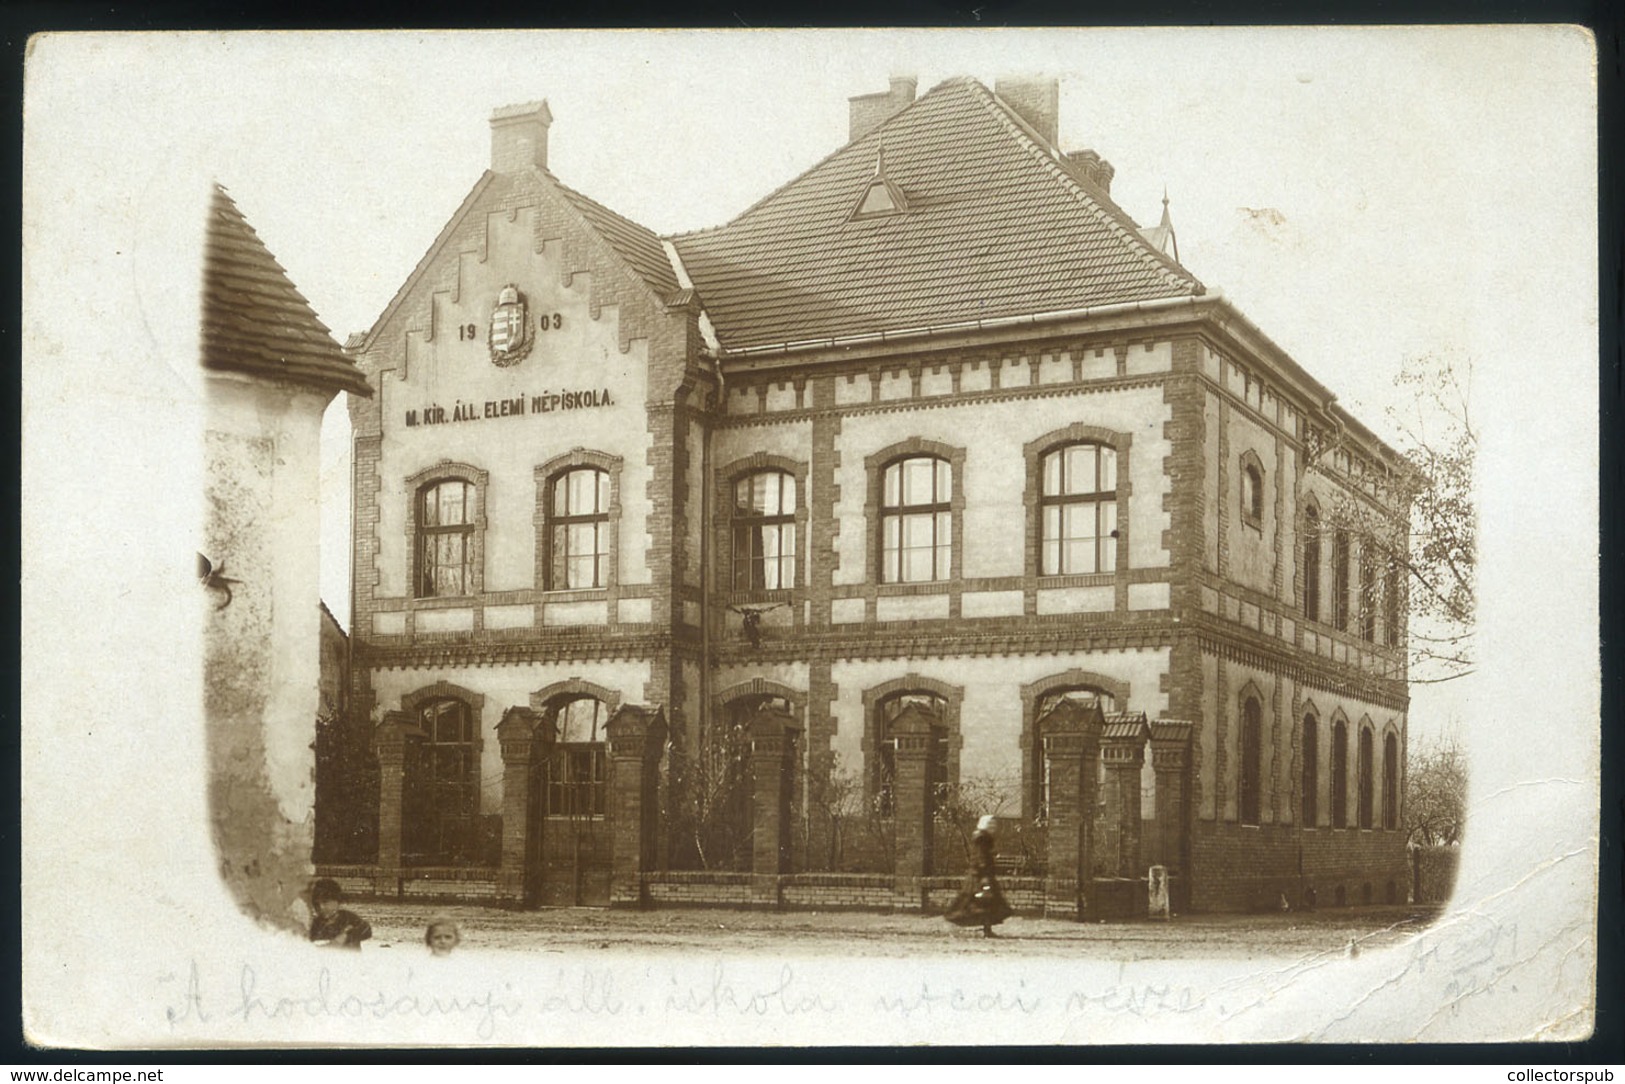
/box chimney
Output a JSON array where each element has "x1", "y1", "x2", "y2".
[
  {"x1": 994, "y1": 76, "x2": 1059, "y2": 148},
  {"x1": 490, "y1": 101, "x2": 553, "y2": 174},
  {"x1": 848, "y1": 76, "x2": 917, "y2": 143},
  {"x1": 1065, "y1": 148, "x2": 1115, "y2": 196}
]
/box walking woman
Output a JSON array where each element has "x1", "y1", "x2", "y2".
[{"x1": 945, "y1": 815, "x2": 1013, "y2": 937}]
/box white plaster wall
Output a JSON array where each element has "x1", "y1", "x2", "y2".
[
  {"x1": 373, "y1": 205, "x2": 653, "y2": 599},
  {"x1": 1225, "y1": 408, "x2": 1280, "y2": 596}
]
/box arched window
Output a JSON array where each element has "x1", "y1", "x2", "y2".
[
  {"x1": 880, "y1": 456, "x2": 952, "y2": 583},
  {"x1": 733, "y1": 470, "x2": 797, "y2": 590},
  {"x1": 1359, "y1": 543, "x2": 1377, "y2": 642},
  {"x1": 545, "y1": 696, "x2": 608, "y2": 816},
  {"x1": 1301, "y1": 713, "x2": 1319, "y2": 828},
  {"x1": 1382, "y1": 731, "x2": 1399, "y2": 830},
  {"x1": 1333, "y1": 528, "x2": 1351, "y2": 632},
  {"x1": 1384, "y1": 556, "x2": 1402, "y2": 646},
  {"x1": 874, "y1": 691, "x2": 948, "y2": 815},
  {"x1": 1033, "y1": 686, "x2": 1116, "y2": 821},
  {"x1": 417, "y1": 479, "x2": 474, "y2": 597},
  {"x1": 548, "y1": 467, "x2": 610, "y2": 589},
  {"x1": 417, "y1": 698, "x2": 477, "y2": 862},
  {"x1": 1331, "y1": 719, "x2": 1349, "y2": 828},
  {"x1": 1240, "y1": 457, "x2": 1264, "y2": 527},
  {"x1": 1357, "y1": 725, "x2": 1375, "y2": 830},
  {"x1": 1239, "y1": 697, "x2": 1263, "y2": 825},
  {"x1": 1303, "y1": 504, "x2": 1321, "y2": 622},
  {"x1": 1039, "y1": 443, "x2": 1118, "y2": 575}
]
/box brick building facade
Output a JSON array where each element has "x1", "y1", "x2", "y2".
[{"x1": 321, "y1": 76, "x2": 1410, "y2": 916}]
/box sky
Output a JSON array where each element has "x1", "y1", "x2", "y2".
[{"x1": 24, "y1": 27, "x2": 1598, "y2": 745}]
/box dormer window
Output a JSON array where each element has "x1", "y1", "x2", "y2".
[{"x1": 849, "y1": 145, "x2": 909, "y2": 220}]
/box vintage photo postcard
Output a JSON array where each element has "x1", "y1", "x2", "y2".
[{"x1": 19, "y1": 27, "x2": 1599, "y2": 1047}]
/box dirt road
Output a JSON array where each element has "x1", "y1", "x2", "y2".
[{"x1": 353, "y1": 901, "x2": 1441, "y2": 961}]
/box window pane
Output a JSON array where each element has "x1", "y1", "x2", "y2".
[
  {"x1": 935, "y1": 511, "x2": 952, "y2": 578},
  {"x1": 883, "y1": 463, "x2": 901, "y2": 508},
  {"x1": 1064, "y1": 501, "x2": 1096, "y2": 541},
  {"x1": 421, "y1": 486, "x2": 439, "y2": 527},
  {"x1": 1100, "y1": 501, "x2": 1118, "y2": 572},
  {"x1": 903, "y1": 544, "x2": 934, "y2": 583},
  {"x1": 902, "y1": 458, "x2": 935, "y2": 505},
  {"x1": 553, "y1": 476, "x2": 568, "y2": 515},
  {"x1": 1042, "y1": 450, "x2": 1062, "y2": 496},
  {"x1": 781, "y1": 474, "x2": 797, "y2": 513},
  {"x1": 567, "y1": 555, "x2": 595, "y2": 589},
  {"x1": 935, "y1": 459, "x2": 952, "y2": 502},
  {"x1": 1066, "y1": 444, "x2": 1096, "y2": 495},
  {"x1": 597, "y1": 470, "x2": 611, "y2": 512},
  {"x1": 901, "y1": 511, "x2": 933, "y2": 550},
  {"x1": 568, "y1": 469, "x2": 596, "y2": 514},
  {"x1": 881, "y1": 515, "x2": 901, "y2": 583},
  {"x1": 1042, "y1": 537, "x2": 1060, "y2": 576},
  {"x1": 1099, "y1": 447, "x2": 1117, "y2": 492},
  {"x1": 442, "y1": 482, "x2": 468, "y2": 526}
]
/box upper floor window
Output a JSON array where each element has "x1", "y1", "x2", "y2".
[
  {"x1": 1303, "y1": 505, "x2": 1321, "y2": 622},
  {"x1": 1359, "y1": 544, "x2": 1377, "y2": 642},
  {"x1": 733, "y1": 471, "x2": 797, "y2": 590},
  {"x1": 415, "y1": 698, "x2": 477, "y2": 863},
  {"x1": 417, "y1": 479, "x2": 473, "y2": 598},
  {"x1": 1384, "y1": 556, "x2": 1402, "y2": 646},
  {"x1": 1239, "y1": 696, "x2": 1262, "y2": 826},
  {"x1": 881, "y1": 456, "x2": 952, "y2": 584},
  {"x1": 1332, "y1": 529, "x2": 1351, "y2": 632},
  {"x1": 1301, "y1": 714, "x2": 1320, "y2": 828},
  {"x1": 1240, "y1": 456, "x2": 1264, "y2": 528},
  {"x1": 545, "y1": 696, "x2": 608, "y2": 817},
  {"x1": 1039, "y1": 443, "x2": 1118, "y2": 576},
  {"x1": 1357, "y1": 725, "x2": 1375, "y2": 830},
  {"x1": 548, "y1": 467, "x2": 610, "y2": 590}
]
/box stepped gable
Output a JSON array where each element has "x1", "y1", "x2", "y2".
[
  {"x1": 553, "y1": 178, "x2": 680, "y2": 299},
  {"x1": 671, "y1": 76, "x2": 1204, "y2": 354},
  {"x1": 201, "y1": 184, "x2": 371, "y2": 397}
]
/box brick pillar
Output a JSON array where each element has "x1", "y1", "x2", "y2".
[
  {"x1": 747, "y1": 709, "x2": 800, "y2": 908},
  {"x1": 495, "y1": 707, "x2": 544, "y2": 904},
  {"x1": 889, "y1": 704, "x2": 937, "y2": 908},
  {"x1": 605, "y1": 704, "x2": 667, "y2": 908},
  {"x1": 1151, "y1": 721, "x2": 1194, "y2": 914},
  {"x1": 1101, "y1": 717, "x2": 1150, "y2": 877},
  {"x1": 1041, "y1": 698, "x2": 1104, "y2": 920},
  {"x1": 372, "y1": 710, "x2": 422, "y2": 897}
]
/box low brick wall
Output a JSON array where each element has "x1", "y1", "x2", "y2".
[
  {"x1": 1188, "y1": 822, "x2": 1409, "y2": 913},
  {"x1": 646, "y1": 871, "x2": 755, "y2": 907},
  {"x1": 781, "y1": 873, "x2": 895, "y2": 911},
  {"x1": 315, "y1": 864, "x2": 501, "y2": 902}
]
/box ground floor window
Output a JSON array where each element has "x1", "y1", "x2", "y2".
[{"x1": 545, "y1": 696, "x2": 608, "y2": 817}]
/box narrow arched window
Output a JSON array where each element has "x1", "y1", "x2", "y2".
[
  {"x1": 1241, "y1": 460, "x2": 1264, "y2": 527},
  {"x1": 1384, "y1": 555, "x2": 1402, "y2": 646},
  {"x1": 417, "y1": 479, "x2": 473, "y2": 597},
  {"x1": 733, "y1": 470, "x2": 797, "y2": 590},
  {"x1": 549, "y1": 467, "x2": 610, "y2": 589},
  {"x1": 417, "y1": 698, "x2": 477, "y2": 863},
  {"x1": 545, "y1": 696, "x2": 608, "y2": 817},
  {"x1": 1333, "y1": 529, "x2": 1351, "y2": 631},
  {"x1": 1303, "y1": 505, "x2": 1321, "y2": 622},
  {"x1": 1332, "y1": 719, "x2": 1349, "y2": 828},
  {"x1": 874, "y1": 692, "x2": 948, "y2": 816},
  {"x1": 1039, "y1": 443, "x2": 1118, "y2": 575},
  {"x1": 1382, "y1": 731, "x2": 1399, "y2": 830},
  {"x1": 1357, "y1": 726, "x2": 1375, "y2": 830},
  {"x1": 1239, "y1": 697, "x2": 1262, "y2": 826},
  {"x1": 1359, "y1": 543, "x2": 1377, "y2": 642},
  {"x1": 1301, "y1": 714, "x2": 1319, "y2": 828},
  {"x1": 881, "y1": 456, "x2": 952, "y2": 584}
]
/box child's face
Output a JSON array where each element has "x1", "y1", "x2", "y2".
[
  {"x1": 429, "y1": 926, "x2": 460, "y2": 955},
  {"x1": 315, "y1": 898, "x2": 343, "y2": 918}
]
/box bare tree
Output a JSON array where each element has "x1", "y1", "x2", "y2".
[
  {"x1": 1313, "y1": 354, "x2": 1477, "y2": 683},
  {"x1": 1406, "y1": 731, "x2": 1467, "y2": 846}
]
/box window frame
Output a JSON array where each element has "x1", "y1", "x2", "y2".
[
  {"x1": 1357, "y1": 723, "x2": 1375, "y2": 830},
  {"x1": 535, "y1": 451, "x2": 622, "y2": 596},
  {"x1": 878, "y1": 454, "x2": 953, "y2": 585},
  {"x1": 1239, "y1": 695, "x2": 1263, "y2": 826},
  {"x1": 405, "y1": 462, "x2": 488, "y2": 602},
  {"x1": 731, "y1": 469, "x2": 799, "y2": 591},
  {"x1": 1301, "y1": 712, "x2": 1320, "y2": 828},
  {"x1": 1331, "y1": 717, "x2": 1350, "y2": 828},
  {"x1": 1037, "y1": 442, "x2": 1120, "y2": 577},
  {"x1": 1302, "y1": 503, "x2": 1322, "y2": 622},
  {"x1": 543, "y1": 695, "x2": 609, "y2": 819},
  {"x1": 1382, "y1": 729, "x2": 1399, "y2": 830},
  {"x1": 1239, "y1": 450, "x2": 1265, "y2": 531},
  {"x1": 1359, "y1": 541, "x2": 1377, "y2": 642},
  {"x1": 1332, "y1": 528, "x2": 1352, "y2": 632}
]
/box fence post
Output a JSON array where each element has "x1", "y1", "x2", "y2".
[
  {"x1": 371, "y1": 710, "x2": 421, "y2": 897},
  {"x1": 1040, "y1": 698, "x2": 1104, "y2": 920},
  {"x1": 605, "y1": 704, "x2": 667, "y2": 908}
]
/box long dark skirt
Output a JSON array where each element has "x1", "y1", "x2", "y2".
[{"x1": 944, "y1": 870, "x2": 1013, "y2": 928}]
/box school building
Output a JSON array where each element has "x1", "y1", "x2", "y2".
[{"x1": 316, "y1": 76, "x2": 1411, "y2": 917}]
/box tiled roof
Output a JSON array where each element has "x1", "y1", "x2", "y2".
[
  {"x1": 671, "y1": 77, "x2": 1203, "y2": 353},
  {"x1": 201, "y1": 184, "x2": 371, "y2": 397},
  {"x1": 1102, "y1": 710, "x2": 1152, "y2": 742},
  {"x1": 554, "y1": 178, "x2": 680, "y2": 298}
]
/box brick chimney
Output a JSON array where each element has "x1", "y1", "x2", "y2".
[
  {"x1": 848, "y1": 76, "x2": 917, "y2": 143},
  {"x1": 994, "y1": 76, "x2": 1059, "y2": 147},
  {"x1": 1065, "y1": 148, "x2": 1116, "y2": 196},
  {"x1": 490, "y1": 101, "x2": 553, "y2": 174}
]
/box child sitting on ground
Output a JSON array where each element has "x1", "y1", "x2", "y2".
[
  {"x1": 425, "y1": 917, "x2": 462, "y2": 956},
  {"x1": 308, "y1": 878, "x2": 372, "y2": 950}
]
